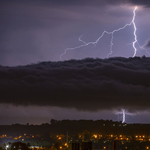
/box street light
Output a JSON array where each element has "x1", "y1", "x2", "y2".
[{"x1": 6, "y1": 144, "x2": 9, "y2": 150}]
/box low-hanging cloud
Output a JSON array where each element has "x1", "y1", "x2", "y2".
[{"x1": 0, "y1": 57, "x2": 150, "y2": 112}]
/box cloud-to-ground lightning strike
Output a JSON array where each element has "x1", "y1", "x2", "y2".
[
  {"x1": 121, "y1": 109, "x2": 126, "y2": 123},
  {"x1": 116, "y1": 109, "x2": 134, "y2": 123},
  {"x1": 60, "y1": 7, "x2": 142, "y2": 60}
]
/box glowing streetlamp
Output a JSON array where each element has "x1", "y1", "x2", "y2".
[{"x1": 6, "y1": 144, "x2": 9, "y2": 150}]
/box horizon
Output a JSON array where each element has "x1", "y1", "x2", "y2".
[{"x1": 2, "y1": 117, "x2": 150, "y2": 126}]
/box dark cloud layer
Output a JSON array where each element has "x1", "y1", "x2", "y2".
[
  {"x1": 0, "y1": 57, "x2": 150, "y2": 111},
  {"x1": 1, "y1": 0, "x2": 150, "y2": 7},
  {"x1": 128, "y1": 0, "x2": 150, "y2": 7}
]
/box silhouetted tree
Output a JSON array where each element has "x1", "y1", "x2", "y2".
[{"x1": 50, "y1": 119, "x2": 58, "y2": 124}]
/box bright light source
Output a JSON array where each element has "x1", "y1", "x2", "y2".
[
  {"x1": 6, "y1": 144, "x2": 9, "y2": 150},
  {"x1": 93, "y1": 135, "x2": 97, "y2": 138}
]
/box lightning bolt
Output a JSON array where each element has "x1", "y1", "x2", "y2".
[
  {"x1": 116, "y1": 109, "x2": 125, "y2": 123},
  {"x1": 60, "y1": 6, "x2": 147, "y2": 60},
  {"x1": 115, "y1": 109, "x2": 138, "y2": 123},
  {"x1": 132, "y1": 6, "x2": 138, "y2": 57},
  {"x1": 116, "y1": 109, "x2": 126, "y2": 123},
  {"x1": 122, "y1": 109, "x2": 126, "y2": 123}
]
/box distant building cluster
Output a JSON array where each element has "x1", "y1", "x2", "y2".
[{"x1": 1, "y1": 120, "x2": 150, "y2": 150}]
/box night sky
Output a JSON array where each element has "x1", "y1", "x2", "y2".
[{"x1": 0, "y1": 0, "x2": 150, "y2": 125}]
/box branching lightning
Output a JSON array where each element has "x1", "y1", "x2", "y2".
[{"x1": 60, "y1": 6, "x2": 148, "y2": 60}]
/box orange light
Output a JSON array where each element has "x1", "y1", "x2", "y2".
[
  {"x1": 140, "y1": 138, "x2": 143, "y2": 141},
  {"x1": 93, "y1": 135, "x2": 97, "y2": 138}
]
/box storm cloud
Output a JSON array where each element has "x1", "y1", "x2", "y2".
[
  {"x1": 0, "y1": 57, "x2": 150, "y2": 111},
  {"x1": 2, "y1": 0, "x2": 150, "y2": 6},
  {"x1": 128, "y1": 0, "x2": 150, "y2": 7}
]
